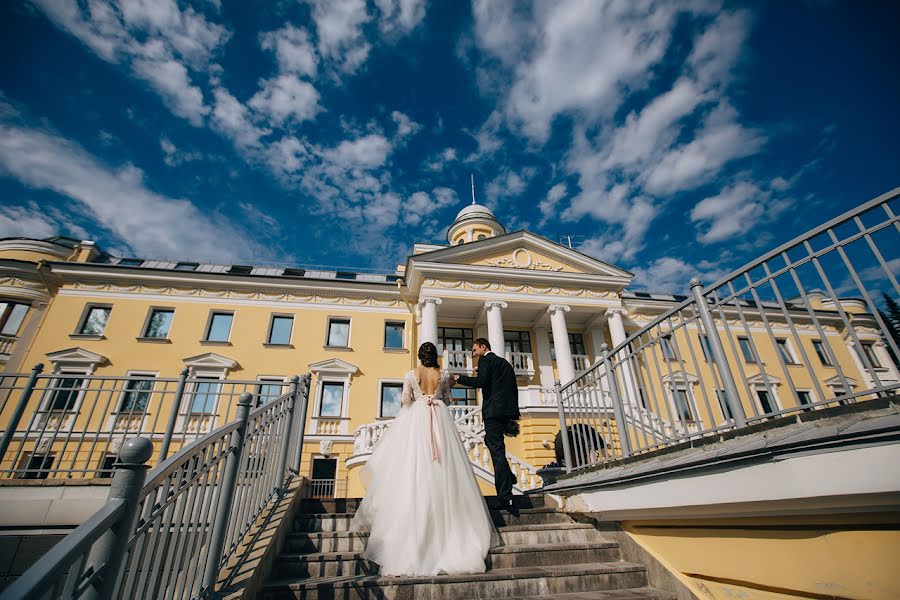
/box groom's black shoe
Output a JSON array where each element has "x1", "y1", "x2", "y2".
[{"x1": 505, "y1": 500, "x2": 520, "y2": 517}]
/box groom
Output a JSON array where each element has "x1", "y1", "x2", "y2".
[{"x1": 454, "y1": 338, "x2": 521, "y2": 515}]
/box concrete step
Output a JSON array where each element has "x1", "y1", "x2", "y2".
[
  {"x1": 295, "y1": 508, "x2": 572, "y2": 532},
  {"x1": 299, "y1": 498, "x2": 362, "y2": 514},
  {"x1": 504, "y1": 590, "x2": 677, "y2": 600},
  {"x1": 286, "y1": 523, "x2": 603, "y2": 554},
  {"x1": 294, "y1": 514, "x2": 355, "y2": 532},
  {"x1": 260, "y1": 562, "x2": 651, "y2": 600},
  {"x1": 276, "y1": 541, "x2": 623, "y2": 578}
]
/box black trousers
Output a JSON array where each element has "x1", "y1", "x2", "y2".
[{"x1": 484, "y1": 418, "x2": 515, "y2": 503}]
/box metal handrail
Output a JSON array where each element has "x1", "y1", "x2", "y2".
[
  {"x1": 555, "y1": 188, "x2": 900, "y2": 472},
  {"x1": 3, "y1": 373, "x2": 312, "y2": 600}
]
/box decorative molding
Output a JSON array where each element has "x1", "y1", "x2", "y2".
[
  {"x1": 308, "y1": 357, "x2": 360, "y2": 375},
  {"x1": 424, "y1": 277, "x2": 617, "y2": 299},
  {"x1": 483, "y1": 248, "x2": 564, "y2": 272},
  {"x1": 548, "y1": 304, "x2": 571, "y2": 314},
  {"x1": 183, "y1": 352, "x2": 239, "y2": 371},
  {"x1": 319, "y1": 440, "x2": 334, "y2": 456},
  {"x1": 485, "y1": 300, "x2": 508, "y2": 310}
]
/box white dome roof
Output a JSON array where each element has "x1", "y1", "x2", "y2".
[{"x1": 455, "y1": 203, "x2": 497, "y2": 222}]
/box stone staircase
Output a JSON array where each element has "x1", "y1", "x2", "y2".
[{"x1": 259, "y1": 495, "x2": 675, "y2": 600}]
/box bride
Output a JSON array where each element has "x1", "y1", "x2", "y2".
[{"x1": 351, "y1": 341, "x2": 498, "y2": 576}]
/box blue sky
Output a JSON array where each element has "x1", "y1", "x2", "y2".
[{"x1": 0, "y1": 0, "x2": 897, "y2": 291}]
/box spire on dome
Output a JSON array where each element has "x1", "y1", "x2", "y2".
[{"x1": 471, "y1": 174, "x2": 476, "y2": 205}]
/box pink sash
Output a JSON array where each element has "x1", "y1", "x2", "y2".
[{"x1": 425, "y1": 396, "x2": 442, "y2": 463}]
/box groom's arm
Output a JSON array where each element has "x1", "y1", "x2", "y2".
[{"x1": 457, "y1": 357, "x2": 491, "y2": 388}]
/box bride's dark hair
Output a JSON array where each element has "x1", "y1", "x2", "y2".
[{"x1": 418, "y1": 342, "x2": 440, "y2": 368}]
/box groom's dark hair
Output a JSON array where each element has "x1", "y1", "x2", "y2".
[{"x1": 473, "y1": 337, "x2": 491, "y2": 350}]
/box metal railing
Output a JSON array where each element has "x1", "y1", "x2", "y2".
[
  {"x1": 2, "y1": 374, "x2": 312, "y2": 600},
  {"x1": 305, "y1": 478, "x2": 348, "y2": 499},
  {"x1": 0, "y1": 369, "x2": 295, "y2": 479},
  {"x1": 556, "y1": 187, "x2": 900, "y2": 471}
]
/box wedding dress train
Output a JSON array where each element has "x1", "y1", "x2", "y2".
[{"x1": 351, "y1": 369, "x2": 498, "y2": 576}]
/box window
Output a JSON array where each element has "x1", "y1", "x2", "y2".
[
  {"x1": 699, "y1": 335, "x2": 713, "y2": 362},
  {"x1": 326, "y1": 318, "x2": 350, "y2": 347},
  {"x1": 335, "y1": 272, "x2": 356, "y2": 280},
  {"x1": 438, "y1": 327, "x2": 473, "y2": 355},
  {"x1": 384, "y1": 322, "x2": 405, "y2": 349},
  {"x1": 319, "y1": 382, "x2": 344, "y2": 417},
  {"x1": 776, "y1": 339, "x2": 797, "y2": 364},
  {"x1": 174, "y1": 262, "x2": 198, "y2": 271},
  {"x1": 671, "y1": 388, "x2": 694, "y2": 421},
  {"x1": 715, "y1": 389, "x2": 734, "y2": 421},
  {"x1": 0, "y1": 301, "x2": 29, "y2": 336},
  {"x1": 504, "y1": 330, "x2": 532, "y2": 354},
  {"x1": 143, "y1": 308, "x2": 174, "y2": 339},
  {"x1": 860, "y1": 342, "x2": 883, "y2": 368},
  {"x1": 49, "y1": 376, "x2": 84, "y2": 411},
  {"x1": 812, "y1": 340, "x2": 833, "y2": 366},
  {"x1": 282, "y1": 267, "x2": 306, "y2": 277},
  {"x1": 117, "y1": 258, "x2": 143, "y2": 267},
  {"x1": 385, "y1": 275, "x2": 402, "y2": 283},
  {"x1": 268, "y1": 315, "x2": 293, "y2": 345},
  {"x1": 476, "y1": 234, "x2": 487, "y2": 240},
  {"x1": 19, "y1": 454, "x2": 54, "y2": 480},
  {"x1": 659, "y1": 335, "x2": 677, "y2": 360},
  {"x1": 121, "y1": 377, "x2": 154, "y2": 412},
  {"x1": 205, "y1": 312, "x2": 234, "y2": 342},
  {"x1": 256, "y1": 379, "x2": 285, "y2": 405},
  {"x1": 380, "y1": 382, "x2": 403, "y2": 418},
  {"x1": 228, "y1": 265, "x2": 252, "y2": 275},
  {"x1": 738, "y1": 337, "x2": 757, "y2": 363},
  {"x1": 756, "y1": 389, "x2": 775, "y2": 414},
  {"x1": 550, "y1": 333, "x2": 586, "y2": 359},
  {"x1": 796, "y1": 390, "x2": 813, "y2": 407},
  {"x1": 450, "y1": 387, "x2": 477, "y2": 406},
  {"x1": 96, "y1": 455, "x2": 118, "y2": 479},
  {"x1": 190, "y1": 378, "x2": 221, "y2": 413},
  {"x1": 78, "y1": 305, "x2": 111, "y2": 335}
]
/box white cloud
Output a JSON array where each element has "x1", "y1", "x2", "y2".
[
  {"x1": 132, "y1": 54, "x2": 209, "y2": 124},
  {"x1": 260, "y1": 24, "x2": 318, "y2": 77},
  {"x1": 375, "y1": 0, "x2": 427, "y2": 33},
  {"x1": 423, "y1": 147, "x2": 457, "y2": 171},
  {"x1": 0, "y1": 118, "x2": 261, "y2": 262},
  {"x1": 629, "y1": 256, "x2": 730, "y2": 293},
  {"x1": 403, "y1": 187, "x2": 459, "y2": 226},
  {"x1": 159, "y1": 137, "x2": 203, "y2": 166},
  {"x1": 690, "y1": 181, "x2": 793, "y2": 245},
  {"x1": 248, "y1": 74, "x2": 321, "y2": 126},
  {"x1": 325, "y1": 134, "x2": 392, "y2": 169},
  {"x1": 306, "y1": 0, "x2": 372, "y2": 74},
  {"x1": 211, "y1": 87, "x2": 270, "y2": 150},
  {"x1": 391, "y1": 111, "x2": 421, "y2": 140},
  {"x1": 0, "y1": 201, "x2": 86, "y2": 240},
  {"x1": 538, "y1": 183, "x2": 567, "y2": 223},
  {"x1": 485, "y1": 169, "x2": 530, "y2": 204}
]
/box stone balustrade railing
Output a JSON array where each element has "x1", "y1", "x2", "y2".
[
  {"x1": 506, "y1": 351, "x2": 535, "y2": 378},
  {"x1": 0, "y1": 334, "x2": 16, "y2": 356},
  {"x1": 443, "y1": 349, "x2": 473, "y2": 373}
]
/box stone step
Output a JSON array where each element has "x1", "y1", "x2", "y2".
[
  {"x1": 276, "y1": 542, "x2": 623, "y2": 578},
  {"x1": 260, "y1": 562, "x2": 651, "y2": 600},
  {"x1": 299, "y1": 498, "x2": 362, "y2": 514},
  {"x1": 295, "y1": 508, "x2": 572, "y2": 532},
  {"x1": 286, "y1": 523, "x2": 603, "y2": 554},
  {"x1": 504, "y1": 589, "x2": 677, "y2": 600}
]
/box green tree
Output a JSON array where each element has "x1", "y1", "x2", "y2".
[{"x1": 879, "y1": 293, "x2": 900, "y2": 366}]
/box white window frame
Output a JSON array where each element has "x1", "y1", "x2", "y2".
[
  {"x1": 203, "y1": 310, "x2": 235, "y2": 344},
  {"x1": 667, "y1": 385, "x2": 697, "y2": 423},
  {"x1": 266, "y1": 314, "x2": 294, "y2": 346},
  {"x1": 41, "y1": 367, "x2": 90, "y2": 414},
  {"x1": 255, "y1": 375, "x2": 288, "y2": 406},
  {"x1": 105, "y1": 370, "x2": 158, "y2": 432},
  {"x1": 139, "y1": 307, "x2": 175, "y2": 341},
  {"x1": 73, "y1": 304, "x2": 112, "y2": 338},
  {"x1": 811, "y1": 339, "x2": 834, "y2": 367},
  {"x1": 325, "y1": 316, "x2": 352, "y2": 349},
  {"x1": 775, "y1": 338, "x2": 799, "y2": 365},
  {"x1": 377, "y1": 378, "x2": 404, "y2": 419},
  {"x1": 317, "y1": 380, "x2": 347, "y2": 418},
  {"x1": 795, "y1": 388, "x2": 816, "y2": 409},
  {"x1": 0, "y1": 301, "x2": 30, "y2": 337},
  {"x1": 753, "y1": 386, "x2": 780, "y2": 415}
]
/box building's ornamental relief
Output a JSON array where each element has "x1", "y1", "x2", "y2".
[
  {"x1": 66, "y1": 282, "x2": 403, "y2": 307},
  {"x1": 423, "y1": 277, "x2": 616, "y2": 299},
  {"x1": 0, "y1": 276, "x2": 46, "y2": 291},
  {"x1": 481, "y1": 248, "x2": 564, "y2": 272}
]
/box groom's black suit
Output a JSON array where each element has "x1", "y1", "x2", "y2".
[{"x1": 456, "y1": 351, "x2": 520, "y2": 504}]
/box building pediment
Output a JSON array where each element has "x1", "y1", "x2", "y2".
[
  {"x1": 824, "y1": 375, "x2": 857, "y2": 388},
  {"x1": 46, "y1": 347, "x2": 108, "y2": 367},
  {"x1": 183, "y1": 352, "x2": 239, "y2": 370},
  {"x1": 661, "y1": 370, "x2": 700, "y2": 385},
  {"x1": 308, "y1": 358, "x2": 359, "y2": 375},
  {"x1": 747, "y1": 372, "x2": 782, "y2": 386}
]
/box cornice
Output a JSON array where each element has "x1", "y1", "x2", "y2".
[
  {"x1": 409, "y1": 261, "x2": 630, "y2": 293},
  {"x1": 0, "y1": 239, "x2": 72, "y2": 259},
  {"x1": 423, "y1": 277, "x2": 620, "y2": 300}
]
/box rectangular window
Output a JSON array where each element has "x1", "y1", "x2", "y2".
[
  {"x1": 49, "y1": 376, "x2": 84, "y2": 411},
  {"x1": 319, "y1": 382, "x2": 344, "y2": 417},
  {"x1": 96, "y1": 455, "x2": 118, "y2": 479},
  {"x1": 256, "y1": 379, "x2": 285, "y2": 405},
  {"x1": 268, "y1": 315, "x2": 293, "y2": 345},
  {"x1": 335, "y1": 271, "x2": 356, "y2": 280},
  {"x1": 117, "y1": 258, "x2": 144, "y2": 267},
  {"x1": 326, "y1": 318, "x2": 350, "y2": 347},
  {"x1": 672, "y1": 388, "x2": 694, "y2": 421},
  {"x1": 19, "y1": 454, "x2": 54, "y2": 480},
  {"x1": 796, "y1": 390, "x2": 813, "y2": 406},
  {"x1": 79, "y1": 305, "x2": 111, "y2": 335},
  {"x1": 174, "y1": 262, "x2": 198, "y2": 271},
  {"x1": 380, "y1": 382, "x2": 403, "y2": 418},
  {"x1": 715, "y1": 389, "x2": 734, "y2": 420},
  {"x1": 143, "y1": 309, "x2": 174, "y2": 339},
  {"x1": 282, "y1": 267, "x2": 306, "y2": 277},
  {"x1": 0, "y1": 302, "x2": 30, "y2": 336},
  {"x1": 205, "y1": 312, "x2": 234, "y2": 342},
  {"x1": 812, "y1": 340, "x2": 833, "y2": 366},
  {"x1": 699, "y1": 335, "x2": 713, "y2": 362},
  {"x1": 228, "y1": 265, "x2": 253, "y2": 275},
  {"x1": 659, "y1": 335, "x2": 677, "y2": 360},
  {"x1": 756, "y1": 389, "x2": 775, "y2": 414},
  {"x1": 504, "y1": 330, "x2": 532, "y2": 354},
  {"x1": 384, "y1": 321, "x2": 405, "y2": 349},
  {"x1": 738, "y1": 337, "x2": 757, "y2": 363},
  {"x1": 121, "y1": 377, "x2": 154, "y2": 412},
  {"x1": 450, "y1": 387, "x2": 477, "y2": 406},
  {"x1": 438, "y1": 327, "x2": 473, "y2": 355},
  {"x1": 861, "y1": 342, "x2": 883, "y2": 368},
  {"x1": 190, "y1": 378, "x2": 221, "y2": 413},
  {"x1": 776, "y1": 339, "x2": 797, "y2": 364}
]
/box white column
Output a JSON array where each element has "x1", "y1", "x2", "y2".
[
  {"x1": 484, "y1": 301, "x2": 507, "y2": 356},
  {"x1": 418, "y1": 298, "x2": 442, "y2": 348},
  {"x1": 587, "y1": 324, "x2": 608, "y2": 364},
  {"x1": 533, "y1": 326, "x2": 555, "y2": 387},
  {"x1": 548, "y1": 305, "x2": 576, "y2": 385},
  {"x1": 608, "y1": 308, "x2": 639, "y2": 406}
]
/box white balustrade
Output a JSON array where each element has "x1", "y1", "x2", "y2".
[
  {"x1": 506, "y1": 351, "x2": 535, "y2": 378},
  {"x1": 443, "y1": 349, "x2": 473, "y2": 373},
  {"x1": 573, "y1": 354, "x2": 590, "y2": 373},
  {"x1": 0, "y1": 335, "x2": 16, "y2": 356}
]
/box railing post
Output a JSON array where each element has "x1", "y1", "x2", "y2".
[
  {"x1": 203, "y1": 392, "x2": 252, "y2": 593},
  {"x1": 0, "y1": 363, "x2": 43, "y2": 465},
  {"x1": 554, "y1": 380, "x2": 574, "y2": 473},
  {"x1": 158, "y1": 367, "x2": 189, "y2": 462},
  {"x1": 690, "y1": 277, "x2": 747, "y2": 428},
  {"x1": 274, "y1": 376, "x2": 299, "y2": 496},
  {"x1": 293, "y1": 374, "x2": 311, "y2": 473},
  {"x1": 601, "y1": 344, "x2": 632, "y2": 458},
  {"x1": 82, "y1": 437, "x2": 153, "y2": 600}
]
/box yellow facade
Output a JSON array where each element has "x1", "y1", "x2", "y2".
[{"x1": 1, "y1": 204, "x2": 896, "y2": 495}]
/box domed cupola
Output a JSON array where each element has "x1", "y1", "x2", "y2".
[{"x1": 447, "y1": 178, "x2": 506, "y2": 245}]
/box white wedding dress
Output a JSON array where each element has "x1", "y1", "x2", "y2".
[{"x1": 351, "y1": 369, "x2": 498, "y2": 576}]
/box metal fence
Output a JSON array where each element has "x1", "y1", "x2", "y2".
[
  {"x1": 556, "y1": 187, "x2": 900, "y2": 471},
  {"x1": 2, "y1": 374, "x2": 311, "y2": 600},
  {"x1": 0, "y1": 369, "x2": 294, "y2": 479},
  {"x1": 305, "y1": 478, "x2": 348, "y2": 499}
]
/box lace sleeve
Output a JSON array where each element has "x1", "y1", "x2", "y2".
[
  {"x1": 401, "y1": 371, "x2": 416, "y2": 406},
  {"x1": 438, "y1": 371, "x2": 453, "y2": 404}
]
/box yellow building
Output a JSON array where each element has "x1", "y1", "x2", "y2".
[{"x1": 1, "y1": 204, "x2": 896, "y2": 498}]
